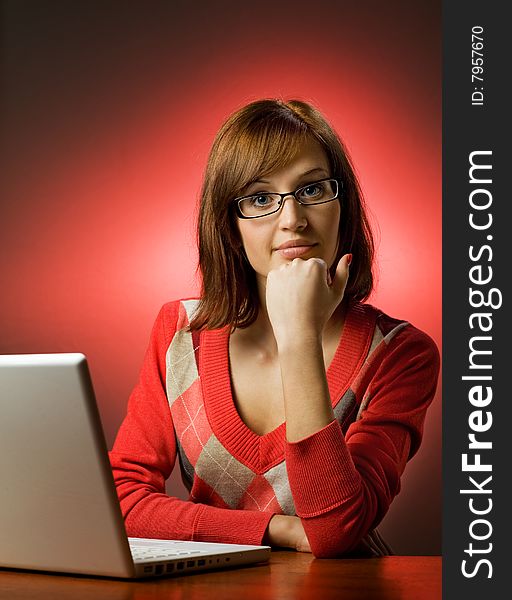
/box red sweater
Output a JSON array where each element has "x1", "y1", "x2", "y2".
[{"x1": 109, "y1": 299, "x2": 439, "y2": 557}]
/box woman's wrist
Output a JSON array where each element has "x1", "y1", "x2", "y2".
[
  {"x1": 275, "y1": 333, "x2": 323, "y2": 356},
  {"x1": 264, "y1": 515, "x2": 288, "y2": 548},
  {"x1": 264, "y1": 515, "x2": 299, "y2": 549},
  {"x1": 264, "y1": 515, "x2": 312, "y2": 553}
]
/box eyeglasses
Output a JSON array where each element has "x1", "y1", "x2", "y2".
[{"x1": 233, "y1": 178, "x2": 341, "y2": 219}]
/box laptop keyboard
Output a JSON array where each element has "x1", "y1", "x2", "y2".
[{"x1": 130, "y1": 543, "x2": 210, "y2": 562}]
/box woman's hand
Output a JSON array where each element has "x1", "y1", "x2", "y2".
[
  {"x1": 264, "y1": 515, "x2": 312, "y2": 553},
  {"x1": 265, "y1": 254, "x2": 351, "y2": 347}
]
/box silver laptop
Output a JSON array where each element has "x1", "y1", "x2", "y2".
[{"x1": 0, "y1": 353, "x2": 271, "y2": 578}]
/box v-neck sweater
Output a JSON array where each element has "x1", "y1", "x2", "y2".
[
  {"x1": 202, "y1": 300, "x2": 371, "y2": 472},
  {"x1": 109, "y1": 299, "x2": 439, "y2": 557}
]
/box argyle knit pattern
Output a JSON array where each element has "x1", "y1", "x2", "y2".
[{"x1": 110, "y1": 299, "x2": 439, "y2": 557}]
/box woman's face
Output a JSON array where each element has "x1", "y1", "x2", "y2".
[{"x1": 236, "y1": 137, "x2": 341, "y2": 289}]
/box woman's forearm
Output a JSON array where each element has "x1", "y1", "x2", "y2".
[
  {"x1": 277, "y1": 336, "x2": 335, "y2": 443},
  {"x1": 265, "y1": 256, "x2": 350, "y2": 443}
]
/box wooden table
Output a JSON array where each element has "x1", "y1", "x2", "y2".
[{"x1": 0, "y1": 552, "x2": 441, "y2": 600}]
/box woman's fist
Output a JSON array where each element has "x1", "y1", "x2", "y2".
[{"x1": 265, "y1": 254, "x2": 351, "y2": 346}]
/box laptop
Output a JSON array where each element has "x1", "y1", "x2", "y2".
[{"x1": 0, "y1": 353, "x2": 271, "y2": 578}]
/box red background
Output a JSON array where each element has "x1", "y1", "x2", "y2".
[{"x1": 0, "y1": 0, "x2": 441, "y2": 554}]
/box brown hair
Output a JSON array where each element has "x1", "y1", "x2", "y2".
[{"x1": 189, "y1": 98, "x2": 375, "y2": 331}]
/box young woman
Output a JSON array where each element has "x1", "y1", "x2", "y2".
[{"x1": 109, "y1": 99, "x2": 440, "y2": 558}]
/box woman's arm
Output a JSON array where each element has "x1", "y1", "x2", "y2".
[
  {"x1": 285, "y1": 328, "x2": 439, "y2": 557},
  {"x1": 265, "y1": 254, "x2": 350, "y2": 443},
  {"x1": 265, "y1": 256, "x2": 440, "y2": 557},
  {"x1": 109, "y1": 303, "x2": 273, "y2": 546}
]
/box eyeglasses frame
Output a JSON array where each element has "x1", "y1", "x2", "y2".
[{"x1": 233, "y1": 177, "x2": 342, "y2": 219}]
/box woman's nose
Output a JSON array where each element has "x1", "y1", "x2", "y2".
[{"x1": 278, "y1": 195, "x2": 307, "y2": 230}]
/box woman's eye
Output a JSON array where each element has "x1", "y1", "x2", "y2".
[
  {"x1": 251, "y1": 195, "x2": 273, "y2": 207},
  {"x1": 301, "y1": 184, "x2": 322, "y2": 198}
]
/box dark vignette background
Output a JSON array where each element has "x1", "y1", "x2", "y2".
[{"x1": 0, "y1": 1, "x2": 441, "y2": 555}]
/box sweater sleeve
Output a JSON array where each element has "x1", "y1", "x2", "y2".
[
  {"x1": 109, "y1": 303, "x2": 273, "y2": 545},
  {"x1": 284, "y1": 325, "x2": 440, "y2": 557}
]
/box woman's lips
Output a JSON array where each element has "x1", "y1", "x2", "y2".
[{"x1": 277, "y1": 244, "x2": 316, "y2": 259}]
